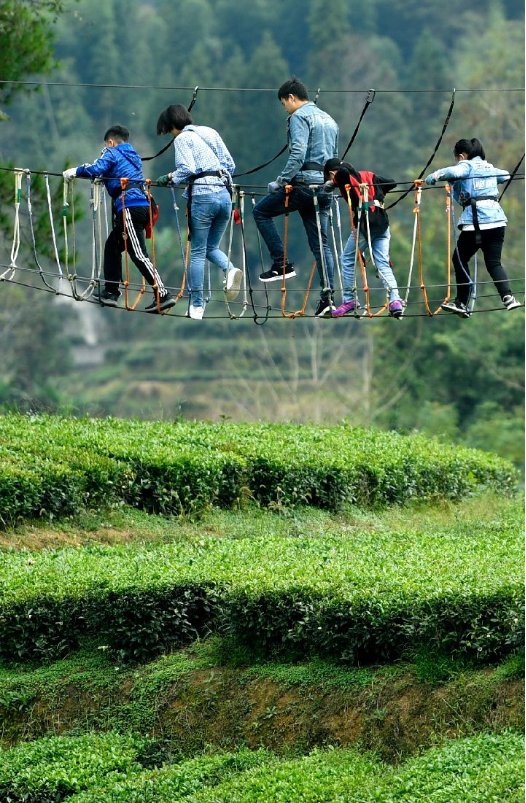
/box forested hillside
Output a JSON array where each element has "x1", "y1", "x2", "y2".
[{"x1": 0, "y1": 0, "x2": 524, "y2": 465}]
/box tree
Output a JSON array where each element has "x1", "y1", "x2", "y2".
[
  {"x1": 307, "y1": 0, "x2": 350, "y2": 86},
  {"x1": 0, "y1": 1, "x2": 67, "y2": 111}
]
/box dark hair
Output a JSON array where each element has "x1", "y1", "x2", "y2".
[
  {"x1": 323, "y1": 158, "x2": 357, "y2": 183},
  {"x1": 454, "y1": 138, "x2": 486, "y2": 160},
  {"x1": 277, "y1": 77, "x2": 309, "y2": 101},
  {"x1": 103, "y1": 125, "x2": 129, "y2": 143},
  {"x1": 156, "y1": 104, "x2": 193, "y2": 136}
]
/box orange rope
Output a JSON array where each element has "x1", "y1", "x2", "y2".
[
  {"x1": 345, "y1": 184, "x2": 372, "y2": 317},
  {"x1": 280, "y1": 185, "x2": 293, "y2": 317},
  {"x1": 145, "y1": 180, "x2": 162, "y2": 314},
  {"x1": 413, "y1": 179, "x2": 432, "y2": 316},
  {"x1": 121, "y1": 178, "x2": 145, "y2": 311},
  {"x1": 432, "y1": 182, "x2": 452, "y2": 315}
]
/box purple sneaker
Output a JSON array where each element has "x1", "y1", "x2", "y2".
[
  {"x1": 332, "y1": 299, "x2": 361, "y2": 317},
  {"x1": 389, "y1": 300, "x2": 404, "y2": 319}
]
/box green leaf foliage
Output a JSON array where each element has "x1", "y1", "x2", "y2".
[
  {"x1": 0, "y1": 731, "x2": 151, "y2": 802},
  {"x1": 0, "y1": 414, "x2": 517, "y2": 526},
  {"x1": 0, "y1": 494, "x2": 522, "y2": 663}
]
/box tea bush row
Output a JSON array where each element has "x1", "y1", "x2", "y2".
[
  {"x1": 6, "y1": 731, "x2": 522, "y2": 803},
  {"x1": 0, "y1": 731, "x2": 151, "y2": 802},
  {"x1": 1, "y1": 505, "x2": 522, "y2": 663},
  {"x1": 0, "y1": 414, "x2": 517, "y2": 524},
  {"x1": 184, "y1": 731, "x2": 524, "y2": 803}
]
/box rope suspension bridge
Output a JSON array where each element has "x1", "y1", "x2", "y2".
[{"x1": 0, "y1": 82, "x2": 524, "y2": 323}]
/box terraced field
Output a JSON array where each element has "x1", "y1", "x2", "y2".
[{"x1": 0, "y1": 416, "x2": 523, "y2": 801}]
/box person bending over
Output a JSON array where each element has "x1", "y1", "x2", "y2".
[
  {"x1": 63, "y1": 125, "x2": 175, "y2": 313},
  {"x1": 425, "y1": 137, "x2": 520, "y2": 318},
  {"x1": 252, "y1": 77, "x2": 339, "y2": 318},
  {"x1": 323, "y1": 158, "x2": 403, "y2": 318},
  {"x1": 156, "y1": 104, "x2": 241, "y2": 321}
]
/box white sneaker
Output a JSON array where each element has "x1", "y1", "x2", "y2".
[
  {"x1": 502, "y1": 294, "x2": 521, "y2": 311},
  {"x1": 188, "y1": 304, "x2": 204, "y2": 320},
  {"x1": 224, "y1": 267, "x2": 242, "y2": 301}
]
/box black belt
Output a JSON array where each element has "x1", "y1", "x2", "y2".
[
  {"x1": 186, "y1": 170, "x2": 231, "y2": 239},
  {"x1": 462, "y1": 195, "x2": 498, "y2": 246},
  {"x1": 301, "y1": 162, "x2": 325, "y2": 171}
]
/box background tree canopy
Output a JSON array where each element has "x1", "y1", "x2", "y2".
[{"x1": 0, "y1": 0, "x2": 524, "y2": 467}]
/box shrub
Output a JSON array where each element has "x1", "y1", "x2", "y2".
[
  {"x1": 0, "y1": 504, "x2": 522, "y2": 664},
  {"x1": 0, "y1": 415, "x2": 517, "y2": 524},
  {"x1": 69, "y1": 750, "x2": 274, "y2": 803},
  {"x1": 0, "y1": 732, "x2": 151, "y2": 802}
]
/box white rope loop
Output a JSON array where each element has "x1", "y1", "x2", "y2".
[{"x1": 0, "y1": 169, "x2": 24, "y2": 281}]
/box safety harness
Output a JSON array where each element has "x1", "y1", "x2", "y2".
[
  {"x1": 461, "y1": 195, "x2": 498, "y2": 246},
  {"x1": 186, "y1": 169, "x2": 231, "y2": 239}
]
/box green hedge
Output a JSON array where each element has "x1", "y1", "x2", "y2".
[
  {"x1": 0, "y1": 500, "x2": 522, "y2": 663},
  {"x1": 1, "y1": 731, "x2": 523, "y2": 803},
  {"x1": 180, "y1": 732, "x2": 524, "y2": 803},
  {"x1": 69, "y1": 750, "x2": 274, "y2": 803},
  {"x1": 0, "y1": 414, "x2": 517, "y2": 523},
  {"x1": 0, "y1": 732, "x2": 151, "y2": 802}
]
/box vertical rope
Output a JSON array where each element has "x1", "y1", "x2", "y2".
[
  {"x1": 121, "y1": 178, "x2": 145, "y2": 310},
  {"x1": 224, "y1": 185, "x2": 238, "y2": 319},
  {"x1": 413, "y1": 180, "x2": 432, "y2": 315},
  {"x1": 433, "y1": 182, "x2": 452, "y2": 314},
  {"x1": 171, "y1": 186, "x2": 188, "y2": 305},
  {"x1": 1, "y1": 169, "x2": 23, "y2": 281},
  {"x1": 345, "y1": 184, "x2": 370, "y2": 317},
  {"x1": 145, "y1": 180, "x2": 162, "y2": 313},
  {"x1": 361, "y1": 182, "x2": 388, "y2": 317},
  {"x1": 26, "y1": 171, "x2": 58, "y2": 292},
  {"x1": 280, "y1": 185, "x2": 293, "y2": 317},
  {"x1": 312, "y1": 187, "x2": 331, "y2": 297}
]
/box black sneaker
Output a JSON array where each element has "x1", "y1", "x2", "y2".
[
  {"x1": 259, "y1": 262, "x2": 296, "y2": 282},
  {"x1": 97, "y1": 289, "x2": 121, "y2": 307},
  {"x1": 144, "y1": 292, "x2": 176, "y2": 314},
  {"x1": 314, "y1": 296, "x2": 336, "y2": 318},
  {"x1": 441, "y1": 298, "x2": 471, "y2": 318}
]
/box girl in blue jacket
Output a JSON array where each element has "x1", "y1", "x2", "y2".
[{"x1": 425, "y1": 138, "x2": 520, "y2": 317}]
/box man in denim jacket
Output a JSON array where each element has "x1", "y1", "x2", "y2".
[{"x1": 253, "y1": 77, "x2": 339, "y2": 317}]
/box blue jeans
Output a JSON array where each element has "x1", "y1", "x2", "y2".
[
  {"x1": 341, "y1": 227, "x2": 400, "y2": 303},
  {"x1": 189, "y1": 189, "x2": 233, "y2": 306},
  {"x1": 252, "y1": 185, "x2": 334, "y2": 299}
]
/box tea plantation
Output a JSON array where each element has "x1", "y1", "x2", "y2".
[{"x1": 0, "y1": 415, "x2": 523, "y2": 802}]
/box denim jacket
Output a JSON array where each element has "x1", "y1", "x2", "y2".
[
  {"x1": 432, "y1": 157, "x2": 509, "y2": 228},
  {"x1": 276, "y1": 102, "x2": 339, "y2": 187}
]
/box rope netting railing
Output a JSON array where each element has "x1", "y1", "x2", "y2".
[
  {"x1": 0, "y1": 167, "x2": 523, "y2": 321},
  {"x1": 0, "y1": 82, "x2": 524, "y2": 321}
]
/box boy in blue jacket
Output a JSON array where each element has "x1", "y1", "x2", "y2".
[{"x1": 63, "y1": 125, "x2": 175, "y2": 312}]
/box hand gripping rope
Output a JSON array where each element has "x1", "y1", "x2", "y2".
[{"x1": 0, "y1": 170, "x2": 23, "y2": 282}]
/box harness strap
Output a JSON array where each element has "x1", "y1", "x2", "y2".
[
  {"x1": 186, "y1": 169, "x2": 228, "y2": 239},
  {"x1": 463, "y1": 195, "x2": 498, "y2": 246}
]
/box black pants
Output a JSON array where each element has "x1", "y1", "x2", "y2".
[
  {"x1": 104, "y1": 205, "x2": 166, "y2": 295},
  {"x1": 453, "y1": 226, "x2": 511, "y2": 304}
]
